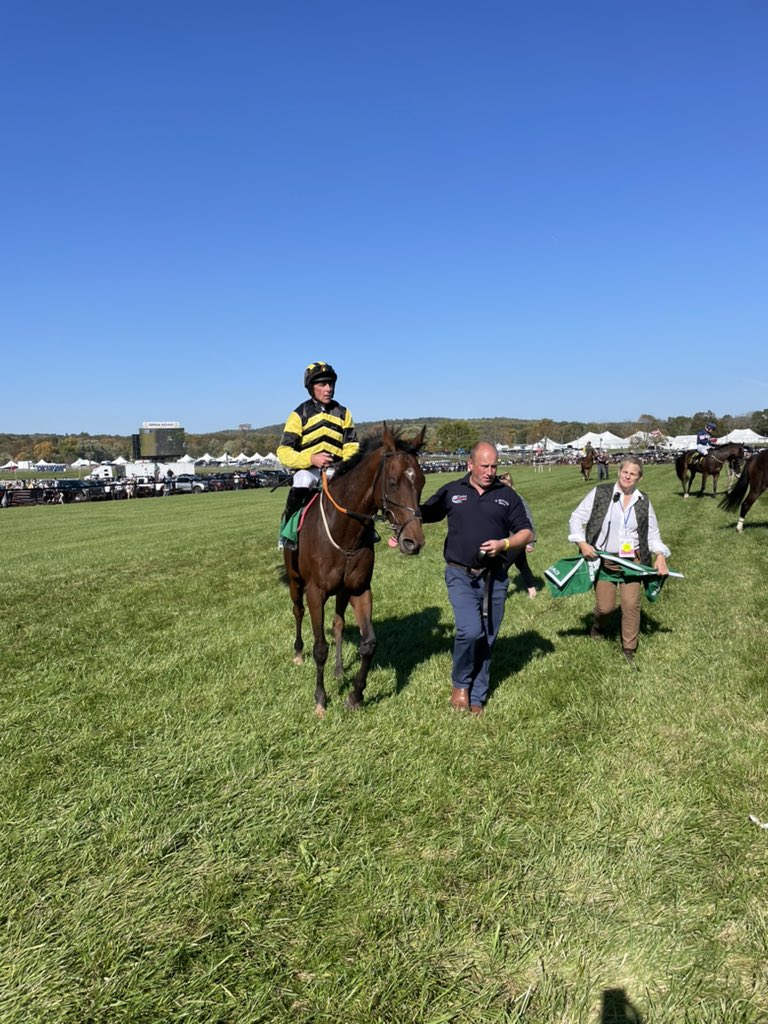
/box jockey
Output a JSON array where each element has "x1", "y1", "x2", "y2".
[
  {"x1": 695, "y1": 422, "x2": 717, "y2": 457},
  {"x1": 276, "y1": 361, "x2": 359, "y2": 549}
]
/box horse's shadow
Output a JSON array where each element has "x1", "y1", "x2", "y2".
[
  {"x1": 337, "y1": 610, "x2": 555, "y2": 705},
  {"x1": 342, "y1": 605, "x2": 452, "y2": 701}
]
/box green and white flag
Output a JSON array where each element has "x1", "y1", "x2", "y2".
[
  {"x1": 544, "y1": 556, "x2": 600, "y2": 598},
  {"x1": 545, "y1": 550, "x2": 684, "y2": 602},
  {"x1": 594, "y1": 550, "x2": 684, "y2": 603}
]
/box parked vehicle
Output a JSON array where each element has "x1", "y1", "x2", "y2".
[
  {"x1": 205, "y1": 472, "x2": 236, "y2": 492},
  {"x1": 254, "y1": 468, "x2": 291, "y2": 489},
  {"x1": 172, "y1": 474, "x2": 210, "y2": 494}
]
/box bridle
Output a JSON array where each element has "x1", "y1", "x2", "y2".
[{"x1": 319, "y1": 450, "x2": 422, "y2": 553}]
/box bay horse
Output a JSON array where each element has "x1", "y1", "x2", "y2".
[
  {"x1": 719, "y1": 449, "x2": 768, "y2": 531},
  {"x1": 580, "y1": 448, "x2": 595, "y2": 481},
  {"x1": 283, "y1": 423, "x2": 426, "y2": 716},
  {"x1": 675, "y1": 443, "x2": 744, "y2": 498}
]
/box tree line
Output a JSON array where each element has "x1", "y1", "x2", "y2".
[{"x1": 3, "y1": 409, "x2": 767, "y2": 465}]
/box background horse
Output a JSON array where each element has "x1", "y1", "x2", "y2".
[
  {"x1": 580, "y1": 448, "x2": 595, "y2": 481},
  {"x1": 283, "y1": 423, "x2": 426, "y2": 716},
  {"x1": 719, "y1": 449, "x2": 768, "y2": 531},
  {"x1": 675, "y1": 443, "x2": 744, "y2": 498}
]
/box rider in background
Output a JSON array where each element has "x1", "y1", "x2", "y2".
[
  {"x1": 276, "y1": 361, "x2": 359, "y2": 550},
  {"x1": 695, "y1": 422, "x2": 717, "y2": 458}
]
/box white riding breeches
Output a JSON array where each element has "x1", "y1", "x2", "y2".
[{"x1": 293, "y1": 466, "x2": 337, "y2": 488}]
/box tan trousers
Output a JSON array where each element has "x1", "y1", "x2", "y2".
[{"x1": 593, "y1": 577, "x2": 642, "y2": 652}]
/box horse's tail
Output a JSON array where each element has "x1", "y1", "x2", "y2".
[
  {"x1": 675, "y1": 453, "x2": 686, "y2": 483},
  {"x1": 719, "y1": 462, "x2": 749, "y2": 512}
]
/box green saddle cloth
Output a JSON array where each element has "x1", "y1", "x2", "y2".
[{"x1": 279, "y1": 510, "x2": 301, "y2": 545}]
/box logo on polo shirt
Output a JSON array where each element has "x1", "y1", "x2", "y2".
[{"x1": 451, "y1": 495, "x2": 468, "y2": 504}]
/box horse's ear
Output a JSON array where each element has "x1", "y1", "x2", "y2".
[
  {"x1": 381, "y1": 421, "x2": 396, "y2": 451},
  {"x1": 412, "y1": 425, "x2": 427, "y2": 452}
]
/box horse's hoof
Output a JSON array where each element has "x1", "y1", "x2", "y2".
[
  {"x1": 315, "y1": 704, "x2": 326, "y2": 718},
  {"x1": 683, "y1": 493, "x2": 689, "y2": 499},
  {"x1": 293, "y1": 653, "x2": 304, "y2": 665},
  {"x1": 345, "y1": 695, "x2": 363, "y2": 711}
]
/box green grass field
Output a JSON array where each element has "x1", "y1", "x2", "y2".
[{"x1": 2, "y1": 466, "x2": 767, "y2": 1023}]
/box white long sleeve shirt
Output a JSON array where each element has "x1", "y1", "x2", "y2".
[{"x1": 568, "y1": 484, "x2": 670, "y2": 558}]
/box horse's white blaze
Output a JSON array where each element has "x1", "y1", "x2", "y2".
[{"x1": 405, "y1": 467, "x2": 417, "y2": 482}]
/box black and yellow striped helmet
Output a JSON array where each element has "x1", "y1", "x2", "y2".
[{"x1": 304, "y1": 361, "x2": 338, "y2": 392}]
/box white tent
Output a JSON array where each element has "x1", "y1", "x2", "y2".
[
  {"x1": 71, "y1": 457, "x2": 97, "y2": 468},
  {"x1": 178, "y1": 454, "x2": 196, "y2": 463},
  {"x1": 235, "y1": 452, "x2": 250, "y2": 463},
  {"x1": 264, "y1": 451, "x2": 279, "y2": 463},
  {"x1": 195, "y1": 453, "x2": 216, "y2": 464},
  {"x1": 533, "y1": 436, "x2": 565, "y2": 452},
  {"x1": 247, "y1": 452, "x2": 265, "y2": 462},
  {"x1": 719, "y1": 428, "x2": 768, "y2": 445},
  {"x1": 112, "y1": 455, "x2": 128, "y2": 465},
  {"x1": 568, "y1": 431, "x2": 628, "y2": 450},
  {"x1": 2, "y1": 460, "x2": 18, "y2": 469},
  {"x1": 668, "y1": 435, "x2": 697, "y2": 451},
  {"x1": 219, "y1": 453, "x2": 236, "y2": 465},
  {"x1": 623, "y1": 430, "x2": 668, "y2": 449}
]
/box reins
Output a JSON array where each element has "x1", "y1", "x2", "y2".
[{"x1": 318, "y1": 450, "x2": 422, "y2": 554}]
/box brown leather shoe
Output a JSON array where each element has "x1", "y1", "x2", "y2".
[
  {"x1": 622, "y1": 648, "x2": 636, "y2": 666},
  {"x1": 469, "y1": 704, "x2": 485, "y2": 716},
  {"x1": 450, "y1": 686, "x2": 469, "y2": 710}
]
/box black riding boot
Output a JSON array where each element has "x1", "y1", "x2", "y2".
[{"x1": 278, "y1": 487, "x2": 312, "y2": 550}]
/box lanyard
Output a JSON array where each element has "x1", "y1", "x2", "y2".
[{"x1": 621, "y1": 499, "x2": 634, "y2": 531}]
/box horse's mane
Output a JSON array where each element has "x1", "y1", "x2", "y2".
[{"x1": 332, "y1": 427, "x2": 424, "y2": 479}]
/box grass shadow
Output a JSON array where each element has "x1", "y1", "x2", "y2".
[
  {"x1": 600, "y1": 986, "x2": 644, "y2": 1022},
  {"x1": 488, "y1": 629, "x2": 556, "y2": 699},
  {"x1": 717, "y1": 519, "x2": 768, "y2": 531},
  {"x1": 557, "y1": 610, "x2": 673, "y2": 642},
  {"x1": 508, "y1": 573, "x2": 546, "y2": 596}
]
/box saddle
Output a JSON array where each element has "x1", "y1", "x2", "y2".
[{"x1": 280, "y1": 494, "x2": 319, "y2": 546}]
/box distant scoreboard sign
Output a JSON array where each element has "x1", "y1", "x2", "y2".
[{"x1": 139, "y1": 421, "x2": 186, "y2": 459}]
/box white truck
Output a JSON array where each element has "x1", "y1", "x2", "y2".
[{"x1": 86, "y1": 461, "x2": 192, "y2": 482}]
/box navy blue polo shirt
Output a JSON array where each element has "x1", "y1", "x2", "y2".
[{"x1": 420, "y1": 475, "x2": 532, "y2": 573}]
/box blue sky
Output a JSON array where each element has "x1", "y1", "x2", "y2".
[{"x1": 2, "y1": 0, "x2": 766, "y2": 434}]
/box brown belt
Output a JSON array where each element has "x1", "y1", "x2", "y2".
[{"x1": 446, "y1": 561, "x2": 488, "y2": 578}]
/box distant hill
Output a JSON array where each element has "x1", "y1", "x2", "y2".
[{"x1": 2, "y1": 409, "x2": 762, "y2": 463}]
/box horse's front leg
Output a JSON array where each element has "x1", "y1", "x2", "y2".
[
  {"x1": 332, "y1": 593, "x2": 349, "y2": 679},
  {"x1": 306, "y1": 585, "x2": 330, "y2": 717},
  {"x1": 285, "y1": 555, "x2": 305, "y2": 665},
  {"x1": 345, "y1": 590, "x2": 376, "y2": 710}
]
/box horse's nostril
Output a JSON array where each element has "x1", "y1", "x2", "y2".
[{"x1": 400, "y1": 538, "x2": 423, "y2": 555}]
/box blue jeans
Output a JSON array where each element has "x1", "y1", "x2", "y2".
[{"x1": 445, "y1": 565, "x2": 509, "y2": 706}]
